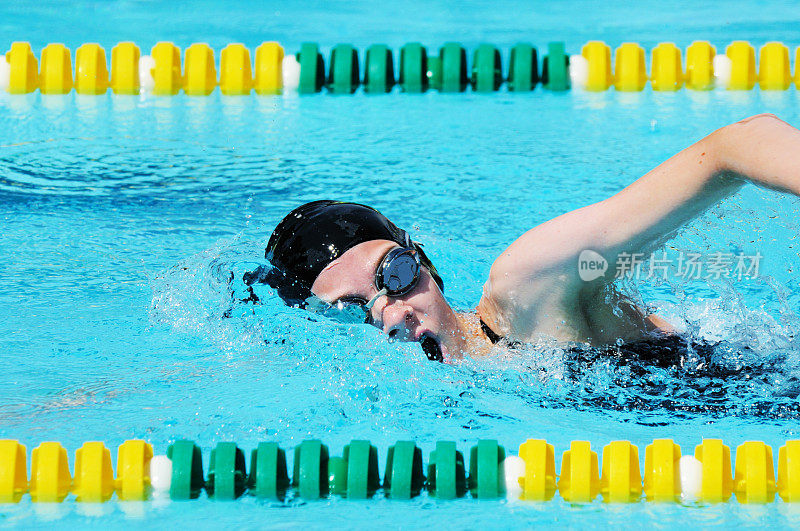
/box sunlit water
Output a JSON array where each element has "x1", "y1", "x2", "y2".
[{"x1": 2, "y1": 1, "x2": 800, "y2": 528}]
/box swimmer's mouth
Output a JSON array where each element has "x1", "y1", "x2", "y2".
[{"x1": 420, "y1": 333, "x2": 443, "y2": 363}]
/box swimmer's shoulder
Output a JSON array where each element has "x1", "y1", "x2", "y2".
[
  {"x1": 476, "y1": 269, "x2": 580, "y2": 343},
  {"x1": 477, "y1": 267, "x2": 674, "y2": 344}
]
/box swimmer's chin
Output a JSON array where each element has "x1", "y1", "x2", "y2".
[
  {"x1": 440, "y1": 340, "x2": 471, "y2": 364},
  {"x1": 440, "y1": 333, "x2": 481, "y2": 364},
  {"x1": 440, "y1": 342, "x2": 453, "y2": 363}
]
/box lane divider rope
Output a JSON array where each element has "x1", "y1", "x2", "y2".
[
  {"x1": 1, "y1": 438, "x2": 798, "y2": 504},
  {"x1": 2, "y1": 40, "x2": 798, "y2": 96}
]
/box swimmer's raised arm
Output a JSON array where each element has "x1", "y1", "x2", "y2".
[
  {"x1": 479, "y1": 114, "x2": 800, "y2": 341},
  {"x1": 596, "y1": 113, "x2": 800, "y2": 255}
]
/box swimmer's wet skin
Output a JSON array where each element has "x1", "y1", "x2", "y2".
[{"x1": 257, "y1": 114, "x2": 800, "y2": 363}]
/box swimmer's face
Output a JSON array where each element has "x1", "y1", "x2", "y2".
[{"x1": 311, "y1": 239, "x2": 467, "y2": 362}]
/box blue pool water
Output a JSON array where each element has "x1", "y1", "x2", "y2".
[{"x1": 2, "y1": 0, "x2": 800, "y2": 528}]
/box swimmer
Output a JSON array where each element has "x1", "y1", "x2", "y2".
[{"x1": 253, "y1": 114, "x2": 800, "y2": 363}]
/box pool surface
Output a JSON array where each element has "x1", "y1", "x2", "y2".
[{"x1": 2, "y1": 0, "x2": 800, "y2": 528}]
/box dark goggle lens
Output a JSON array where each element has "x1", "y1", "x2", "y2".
[{"x1": 377, "y1": 248, "x2": 420, "y2": 296}]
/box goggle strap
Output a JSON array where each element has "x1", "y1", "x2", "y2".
[{"x1": 364, "y1": 287, "x2": 388, "y2": 310}]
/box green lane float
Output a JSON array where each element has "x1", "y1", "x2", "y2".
[
  {"x1": 399, "y1": 42, "x2": 428, "y2": 93},
  {"x1": 293, "y1": 440, "x2": 329, "y2": 499},
  {"x1": 297, "y1": 42, "x2": 325, "y2": 94},
  {"x1": 543, "y1": 42, "x2": 569, "y2": 90},
  {"x1": 342, "y1": 440, "x2": 380, "y2": 499},
  {"x1": 427, "y1": 55, "x2": 442, "y2": 91},
  {"x1": 427, "y1": 441, "x2": 467, "y2": 499},
  {"x1": 166, "y1": 440, "x2": 204, "y2": 500},
  {"x1": 5, "y1": 438, "x2": 800, "y2": 504},
  {"x1": 472, "y1": 43, "x2": 502, "y2": 92},
  {"x1": 328, "y1": 44, "x2": 359, "y2": 94},
  {"x1": 207, "y1": 442, "x2": 247, "y2": 500},
  {"x1": 328, "y1": 456, "x2": 348, "y2": 496},
  {"x1": 2, "y1": 39, "x2": 799, "y2": 96},
  {"x1": 248, "y1": 442, "x2": 289, "y2": 500},
  {"x1": 384, "y1": 441, "x2": 424, "y2": 499},
  {"x1": 469, "y1": 439, "x2": 506, "y2": 498},
  {"x1": 508, "y1": 43, "x2": 538, "y2": 92},
  {"x1": 439, "y1": 42, "x2": 468, "y2": 92},
  {"x1": 364, "y1": 44, "x2": 394, "y2": 93}
]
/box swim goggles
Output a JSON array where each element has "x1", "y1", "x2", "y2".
[{"x1": 307, "y1": 246, "x2": 422, "y2": 324}]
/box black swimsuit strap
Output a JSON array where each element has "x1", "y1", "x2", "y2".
[{"x1": 479, "y1": 319, "x2": 504, "y2": 344}]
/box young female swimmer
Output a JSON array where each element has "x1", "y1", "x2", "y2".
[{"x1": 254, "y1": 114, "x2": 800, "y2": 363}]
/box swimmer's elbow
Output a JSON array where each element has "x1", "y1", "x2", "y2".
[
  {"x1": 733, "y1": 113, "x2": 783, "y2": 127},
  {"x1": 713, "y1": 113, "x2": 788, "y2": 173},
  {"x1": 719, "y1": 113, "x2": 783, "y2": 140}
]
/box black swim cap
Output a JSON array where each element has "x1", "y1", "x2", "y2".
[{"x1": 264, "y1": 200, "x2": 444, "y2": 306}]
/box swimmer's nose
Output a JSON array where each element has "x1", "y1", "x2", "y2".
[{"x1": 382, "y1": 302, "x2": 416, "y2": 342}]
